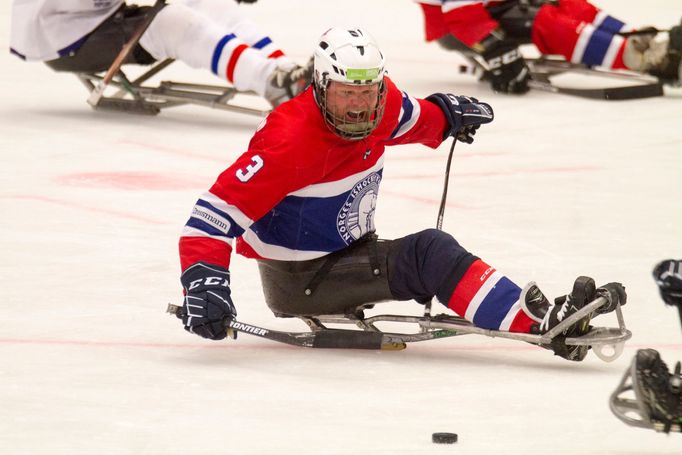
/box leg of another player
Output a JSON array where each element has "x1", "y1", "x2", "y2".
[{"x1": 139, "y1": 3, "x2": 278, "y2": 98}]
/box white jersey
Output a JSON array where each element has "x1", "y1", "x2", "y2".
[{"x1": 10, "y1": 0, "x2": 124, "y2": 61}]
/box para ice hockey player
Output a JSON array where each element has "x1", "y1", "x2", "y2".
[
  {"x1": 415, "y1": 0, "x2": 682, "y2": 93},
  {"x1": 9, "y1": 0, "x2": 311, "y2": 106},
  {"x1": 175, "y1": 26, "x2": 626, "y2": 361}
]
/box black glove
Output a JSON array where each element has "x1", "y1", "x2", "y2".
[
  {"x1": 425, "y1": 93, "x2": 494, "y2": 143},
  {"x1": 476, "y1": 30, "x2": 530, "y2": 94},
  {"x1": 653, "y1": 259, "x2": 682, "y2": 306},
  {"x1": 235, "y1": 0, "x2": 258, "y2": 3},
  {"x1": 179, "y1": 262, "x2": 237, "y2": 340}
]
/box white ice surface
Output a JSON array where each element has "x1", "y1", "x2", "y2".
[{"x1": 1, "y1": 1, "x2": 681, "y2": 454}]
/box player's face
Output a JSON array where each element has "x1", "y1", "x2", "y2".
[{"x1": 326, "y1": 81, "x2": 380, "y2": 123}]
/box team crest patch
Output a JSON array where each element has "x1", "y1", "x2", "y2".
[{"x1": 337, "y1": 172, "x2": 381, "y2": 244}]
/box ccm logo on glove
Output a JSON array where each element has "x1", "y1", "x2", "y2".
[{"x1": 188, "y1": 276, "x2": 230, "y2": 290}]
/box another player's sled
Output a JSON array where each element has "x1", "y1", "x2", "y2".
[
  {"x1": 610, "y1": 349, "x2": 682, "y2": 433},
  {"x1": 525, "y1": 56, "x2": 666, "y2": 100},
  {"x1": 76, "y1": 58, "x2": 269, "y2": 117},
  {"x1": 74, "y1": 0, "x2": 269, "y2": 118},
  {"x1": 166, "y1": 290, "x2": 631, "y2": 362},
  {"x1": 459, "y1": 54, "x2": 667, "y2": 100}
]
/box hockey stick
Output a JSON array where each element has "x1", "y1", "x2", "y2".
[
  {"x1": 436, "y1": 138, "x2": 457, "y2": 230},
  {"x1": 87, "y1": 0, "x2": 167, "y2": 107}
]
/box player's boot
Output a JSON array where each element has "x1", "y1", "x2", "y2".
[
  {"x1": 633, "y1": 349, "x2": 682, "y2": 433},
  {"x1": 265, "y1": 57, "x2": 314, "y2": 107},
  {"x1": 530, "y1": 278, "x2": 626, "y2": 361},
  {"x1": 519, "y1": 282, "x2": 550, "y2": 323},
  {"x1": 623, "y1": 21, "x2": 682, "y2": 84},
  {"x1": 534, "y1": 276, "x2": 597, "y2": 361}
]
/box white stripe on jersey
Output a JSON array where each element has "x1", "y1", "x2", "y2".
[
  {"x1": 289, "y1": 155, "x2": 385, "y2": 198},
  {"x1": 392, "y1": 93, "x2": 422, "y2": 139},
  {"x1": 241, "y1": 229, "x2": 329, "y2": 261},
  {"x1": 201, "y1": 191, "x2": 253, "y2": 229},
  {"x1": 181, "y1": 225, "x2": 234, "y2": 245}
]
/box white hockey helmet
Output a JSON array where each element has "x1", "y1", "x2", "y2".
[{"x1": 313, "y1": 27, "x2": 387, "y2": 140}]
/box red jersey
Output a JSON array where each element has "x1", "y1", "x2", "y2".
[{"x1": 179, "y1": 77, "x2": 448, "y2": 272}]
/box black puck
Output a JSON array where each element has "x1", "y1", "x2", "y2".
[{"x1": 432, "y1": 432, "x2": 458, "y2": 444}]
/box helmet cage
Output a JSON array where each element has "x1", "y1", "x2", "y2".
[
  {"x1": 314, "y1": 77, "x2": 387, "y2": 140},
  {"x1": 313, "y1": 28, "x2": 387, "y2": 140}
]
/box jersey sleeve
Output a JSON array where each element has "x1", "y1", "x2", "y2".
[
  {"x1": 385, "y1": 89, "x2": 448, "y2": 149},
  {"x1": 179, "y1": 117, "x2": 304, "y2": 272}
]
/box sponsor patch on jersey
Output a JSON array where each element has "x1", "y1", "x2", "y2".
[
  {"x1": 336, "y1": 172, "x2": 381, "y2": 244},
  {"x1": 191, "y1": 205, "x2": 230, "y2": 235}
]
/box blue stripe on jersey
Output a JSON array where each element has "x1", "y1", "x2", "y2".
[
  {"x1": 211, "y1": 34, "x2": 237, "y2": 74},
  {"x1": 390, "y1": 93, "x2": 414, "y2": 139},
  {"x1": 597, "y1": 16, "x2": 625, "y2": 34},
  {"x1": 581, "y1": 29, "x2": 612, "y2": 66},
  {"x1": 471, "y1": 277, "x2": 521, "y2": 330},
  {"x1": 185, "y1": 216, "x2": 229, "y2": 238},
  {"x1": 250, "y1": 194, "x2": 351, "y2": 252},
  {"x1": 58, "y1": 36, "x2": 88, "y2": 57},
  {"x1": 252, "y1": 37, "x2": 272, "y2": 50},
  {"x1": 250, "y1": 170, "x2": 382, "y2": 252},
  {"x1": 10, "y1": 48, "x2": 26, "y2": 60},
  {"x1": 194, "y1": 199, "x2": 245, "y2": 237}
]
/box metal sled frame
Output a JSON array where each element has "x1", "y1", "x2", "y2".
[
  {"x1": 460, "y1": 53, "x2": 666, "y2": 100},
  {"x1": 610, "y1": 355, "x2": 682, "y2": 433},
  {"x1": 167, "y1": 293, "x2": 630, "y2": 361},
  {"x1": 76, "y1": 58, "x2": 270, "y2": 117},
  {"x1": 526, "y1": 56, "x2": 666, "y2": 100}
]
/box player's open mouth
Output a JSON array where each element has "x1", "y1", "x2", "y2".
[{"x1": 346, "y1": 110, "x2": 367, "y2": 121}]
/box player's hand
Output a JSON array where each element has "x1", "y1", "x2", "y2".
[
  {"x1": 179, "y1": 262, "x2": 237, "y2": 340},
  {"x1": 425, "y1": 93, "x2": 494, "y2": 143},
  {"x1": 653, "y1": 260, "x2": 682, "y2": 306},
  {"x1": 476, "y1": 30, "x2": 531, "y2": 94}
]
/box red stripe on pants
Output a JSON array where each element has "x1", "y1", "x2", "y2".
[
  {"x1": 226, "y1": 44, "x2": 249, "y2": 83},
  {"x1": 447, "y1": 259, "x2": 495, "y2": 317}
]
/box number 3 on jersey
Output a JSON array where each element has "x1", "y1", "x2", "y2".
[{"x1": 236, "y1": 155, "x2": 264, "y2": 182}]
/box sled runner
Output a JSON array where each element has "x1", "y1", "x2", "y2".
[
  {"x1": 166, "y1": 288, "x2": 630, "y2": 362},
  {"x1": 77, "y1": 58, "x2": 270, "y2": 117}
]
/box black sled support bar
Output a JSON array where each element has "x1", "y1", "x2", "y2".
[{"x1": 166, "y1": 304, "x2": 403, "y2": 350}]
